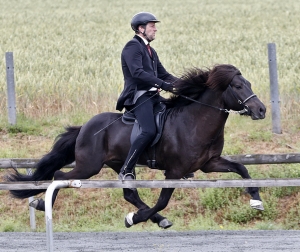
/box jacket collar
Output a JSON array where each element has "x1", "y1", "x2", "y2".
[{"x1": 134, "y1": 35, "x2": 147, "y2": 44}]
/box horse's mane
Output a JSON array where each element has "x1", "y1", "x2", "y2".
[{"x1": 165, "y1": 64, "x2": 241, "y2": 108}]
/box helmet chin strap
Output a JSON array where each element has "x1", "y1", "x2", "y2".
[{"x1": 142, "y1": 31, "x2": 152, "y2": 42}]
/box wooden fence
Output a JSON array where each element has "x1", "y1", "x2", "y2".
[
  {"x1": 1, "y1": 153, "x2": 300, "y2": 169},
  {"x1": 0, "y1": 153, "x2": 299, "y2": 233},
  {"x1": 1, "y1": 153, "x2": 300, "y2": 252},
  {"x1": 1, "y1": 153, "x2": 300, "y2": 191}
]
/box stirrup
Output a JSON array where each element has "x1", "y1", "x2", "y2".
[{"x1": 118, "y1": 172, "x2": 135, "y2": 181}]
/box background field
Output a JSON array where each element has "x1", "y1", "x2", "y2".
[
  {"x1": 1, "y1": 0, "x2": 299, "y2": 119},
  {"x1": 0, "y1": 0, "x2": 300, "y2": 232}
]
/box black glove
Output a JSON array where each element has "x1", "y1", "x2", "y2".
[{"x1": 160, "y1": 82, "x2": 174, "y2": 92}]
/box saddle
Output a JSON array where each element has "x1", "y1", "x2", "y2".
[{"x1": 121, "y1": 102, "x2": 167, "y2": 168}]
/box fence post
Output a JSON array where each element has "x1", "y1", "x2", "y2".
[
  {"x1": 267, "y1": 43, "x2": 282, "y2": 134},
  {"x1": 6, "y1": 52, "x2": 38, "y2": 229},
  {"x1": 5, "y1": 52, "x2": 17, "y2": 125}
]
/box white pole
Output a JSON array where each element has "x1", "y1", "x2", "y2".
[{"x1": 45, "y1": 180, "x2": 81, "y2": 252}]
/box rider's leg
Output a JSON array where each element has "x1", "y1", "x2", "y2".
[{"x1": 119, "y1": 93, "x2": 157, "y2": 180}]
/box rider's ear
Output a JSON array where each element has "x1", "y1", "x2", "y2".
[{"x1": 138, "y1": 25, "x2": 145, "y2": 34}]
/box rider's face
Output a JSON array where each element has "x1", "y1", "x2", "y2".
[{"x1": 139, "y1": 22, "x2": 157, "y2": 41}]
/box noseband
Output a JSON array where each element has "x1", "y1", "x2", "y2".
[{"x1": 228, "y1": 84, "x2": 257, "y2": 115}]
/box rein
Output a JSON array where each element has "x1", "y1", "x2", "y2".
[
  {"x1": 179, "y1": 84, "x2": 257, "y2": 115},
  {"x1": 179, "y1": 94, "x2": 230, "y2": 113}
]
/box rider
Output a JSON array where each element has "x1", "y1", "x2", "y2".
[{"x1": 116, "y1": 12, "x2": 194, "y2": 180}]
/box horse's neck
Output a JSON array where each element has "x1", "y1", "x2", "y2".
[
  {"x1": 200, "y1": 89, "x2": 225, "y2": 109},
  {"x1": 184, "y1": 90, "x2": 228, "y2": 133}
]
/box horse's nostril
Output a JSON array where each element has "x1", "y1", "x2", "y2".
[{"x1": 259, "y1": 107, "x2": 266, "y2": 118}]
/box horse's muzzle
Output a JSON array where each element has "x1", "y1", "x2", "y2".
[{"x1": 250, "y1": 105, "x2": 266, "y2": 120}]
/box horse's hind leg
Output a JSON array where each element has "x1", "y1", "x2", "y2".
[
  {"x1": 29, "y1": 188, "x2": 60, "y2": 211},
  {"x1": 201, "y1": 157, "x2": 264, "y2": 211},
  {"x1": 31, "y1": 158, "x2": 103, "y2": 212}
]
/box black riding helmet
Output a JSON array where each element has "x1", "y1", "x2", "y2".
[{"x1": 131, "y1": 12, "x2": 160, "y2": 32}]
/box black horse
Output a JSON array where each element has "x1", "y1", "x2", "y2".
[{"x1": 7, "y1": 64, "x2": 266, "y2": 229}]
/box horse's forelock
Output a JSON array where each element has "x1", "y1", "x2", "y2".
[{"x1": 206, "y1": 64, "x2": 240, "y2": 90}]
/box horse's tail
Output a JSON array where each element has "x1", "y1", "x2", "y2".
[{"x1": 6, "y1": 126, "x2": 82, "y2": 199}]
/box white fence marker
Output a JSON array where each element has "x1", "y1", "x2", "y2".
[{"x1": 45, "y1": 180, "x2": 82, "y2": 252}]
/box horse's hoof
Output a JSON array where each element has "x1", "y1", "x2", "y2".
[
  {"x1": 29, "y1": 199, "x2": 39, "y2": 209},
  {"x1": 250, "y1": 199, "x2": 264, "y2": 211},
  {"x1": 158, "y1": 218, "x2": 173, "y2": 229},
  {"x1": 125, "y1": 212, "x2": 135, "y2": 228}
]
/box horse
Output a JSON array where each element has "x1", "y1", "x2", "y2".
[{"x1": 6, "y1": 64, "x2": 266, "y2": 229}]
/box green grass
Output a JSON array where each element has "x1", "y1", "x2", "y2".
[{"x1": 0, "y1": 0, "x2": 300, "y2": 232}]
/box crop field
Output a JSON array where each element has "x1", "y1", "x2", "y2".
[{"x1": 0, "y1": 0, "x2": 299, "y2": 120}]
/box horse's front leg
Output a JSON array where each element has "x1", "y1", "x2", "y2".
[
  {"x1": 125, "y1": 188, "x2": 175, "y2": 228},
  {"x1": 123, "y1": 188, "x2": 173, "y2": 229},
  {"x1": 201, "y1": 157, "x2": 264, "y2": 211}
]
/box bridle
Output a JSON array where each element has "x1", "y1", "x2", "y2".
[{"x1": 227, "y1": 85, "x2": 257, "y2": 115}]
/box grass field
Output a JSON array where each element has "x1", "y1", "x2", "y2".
[
  {"x1": 0, "y1": 0, "x2": 299, "y2": 120},
  {"x1": 0, "y1": 0, "x2": 300, "y2": 232}
]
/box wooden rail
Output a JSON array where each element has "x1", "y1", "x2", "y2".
[
  {"x1": 2, "y1": 178, "x2": 300, "y2": 190},
  {"x1": 0, "y1": 153, "x2": 300, "y2": 169}
]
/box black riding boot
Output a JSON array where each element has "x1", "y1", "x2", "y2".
[{"x1": 119, "y1": 137, "x2": 150, "y2": 181}]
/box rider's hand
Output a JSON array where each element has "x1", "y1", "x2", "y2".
[{"x1": 160, "y1": 82, "x2": 174, "y2": 92}]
